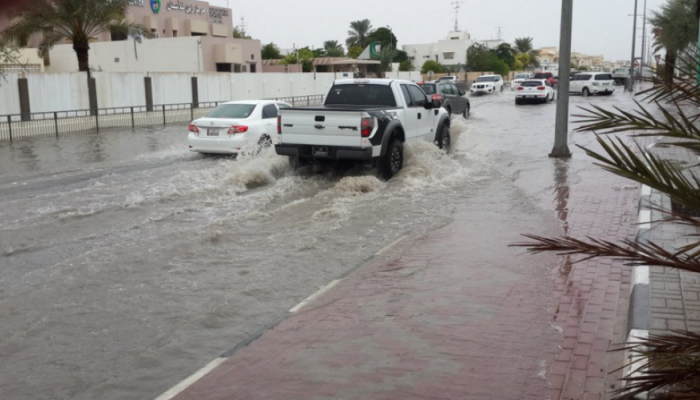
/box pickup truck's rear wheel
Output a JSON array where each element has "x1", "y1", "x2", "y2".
[
  {"x1": 377, "y1": 139, "x2": 403, "y2": 180},
  {"x1": 438, "y1": 125, "x2": 451, "y2": 152}
]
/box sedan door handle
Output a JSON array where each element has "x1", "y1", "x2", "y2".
[{"x1": 418, "y1": 113, "x2": 422, "y2": 120}]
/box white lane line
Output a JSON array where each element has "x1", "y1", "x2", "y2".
[
  {"x1": 638, "y1": 210, "x2": 651, "y2": 231},
  {"x1": 154, "y1": 357, "x2": 227, "y2": 400},
  {"x1": 289, "y1": 280, "x2": 341, "y2": 314},
  {"x1": 634, "y1": 265, "x2": 650, "y2": 286},
  {"x1": 374, "y1": 236, "x2": 407, "y2": 256},
  {"x1": 641, "y1": 184, "x2": 651, "y2": 196}
]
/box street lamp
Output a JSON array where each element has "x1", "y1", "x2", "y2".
[
  {"x1": 551, "y1": 0, "x2": 573, "y2": 158},
  {"x1": 628, "y1": 0, "x2": 639, "y2": 92}
]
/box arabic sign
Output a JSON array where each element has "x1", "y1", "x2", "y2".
[
  {"x1": 128, "y1": 0, "x2": 144, "y2": 6},
  {"x1": 166, "y1": 1, "x2": 206, "y2": 15},
  {"x1": 209, "y1": 7, "x2": 229, "y2": 24}
]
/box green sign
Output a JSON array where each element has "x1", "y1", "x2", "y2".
[
  {"x1": 369, "y1": 41, "x2": 382, "y2": 58},
  {"x1": 150, "y1": 0, "x2": 161, "y2": 14}
]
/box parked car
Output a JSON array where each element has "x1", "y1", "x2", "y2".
[
  {"x1": 436, "y1": 76, "x2": 460, "y2": 84},
  {"x1": 611, "y1": 67, "x2": 629, "y2": 85},
  {"x1": 418, "y1": 81, "x2": 470, "y2": 118},
  {"x1": 188, "y1": 100, "x2": 291, "y2": 155},
  {"x1": 515, "y1": 79, "x2": 555, "y2": 105},
  {"x1": 569, "y1": 72, "x2": 615, "y2": 96},
  {"x1": 470, "y1": 75, "x2": 504, "y2": 94},
  {"x1": 275, "y1": 79, "x2": 451, "y2": 179},
  {"x1": 510, "y1": 73, "x2": 531, "y2": 91}
]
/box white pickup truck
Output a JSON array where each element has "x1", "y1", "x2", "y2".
[{"x1": 275, "y1": 79, "x2": 452, "y2": 179}]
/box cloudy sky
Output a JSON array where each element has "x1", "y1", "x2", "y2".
[{"x1": 209, "y1": 0, "x2": 666, "y2": 62}]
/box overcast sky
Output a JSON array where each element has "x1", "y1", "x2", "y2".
[{"x1": 209, "y1": 0, "x2": 666, "y2": 62}]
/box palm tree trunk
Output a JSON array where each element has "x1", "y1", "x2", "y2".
[
  {"x1": 665, "y1": 51, "x2": 677, "y2": 84},
  {"x1": 73, "y1": 40, "x2": 90, "y2": 72}
]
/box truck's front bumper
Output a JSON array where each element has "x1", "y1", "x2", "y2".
[{"x1": 276, "y1": 144, "x2": 373, "y2": 161}]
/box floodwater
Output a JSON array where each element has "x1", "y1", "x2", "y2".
[{"x1": 0, "y1": 87, "x2": 637, "y2": 400}]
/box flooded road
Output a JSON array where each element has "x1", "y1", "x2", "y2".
[{"x1": 0, "y1": 88, "x2": 636, "y2": 400}]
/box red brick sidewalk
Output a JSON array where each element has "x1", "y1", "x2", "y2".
[{"x1": 163, "y1": 157, "x2": 639, "y2": 400}]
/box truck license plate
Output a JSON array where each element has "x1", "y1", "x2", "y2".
[{"x1": 313, "y1": 147, "x2": 329, "y2": 157}]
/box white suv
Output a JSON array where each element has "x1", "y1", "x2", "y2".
[
  {"x1": 511, "y1": 73, "x2": 531, "y2": 91},
  {"x1": 437, "y1": 76, "x2": 460, "y2": 84},
  {"x1": 569, "y1": 72, "x2": 615, "y2": 96},
  {"x1": 470, "y1": 75, "x2": 504, "y2": 94}
]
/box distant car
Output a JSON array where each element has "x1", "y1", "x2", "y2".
[
  {"x1": 533, "y1": 72, "x2": 556, "y2": 86},
  {"x1": 418, "y1": 81, "x2": 470, "y2": 118},
  {"x1": 188, "y1": 100, "x2": 291, "y2": 155},
  {"x1": 437, "y1": 76, "x2": 460, "y2": 84},
  {"x1": 470, "y1": 75, "x2": 504, "y2": 94},
  {"x1": 569, "y1": 72, "x2": 615, "y2": 96},
  {"x1": 611, "y1": 67, "x2": 629, "y2": 85},
  {"x1": 515, "y1": 79, "x2": 555, "y2": 105},
  {"x1": 511, "y1": 73, "x2": 531, "y2": 91}
]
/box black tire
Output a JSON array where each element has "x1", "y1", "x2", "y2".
[
  {"x1": 515, "y1": 98, "x2": 522, "y2": 106},
  {"x1": 462, "y1": 105, "x2": 469, "y2": 118},
  {"x1": 446, "y1": 106, "x2": 452, "y2": 117},
  {"x1": 500, "y1": 86, "x2": 504, "y2": 93},
  {"x1": 377, "y1": 139, "x2": 404, "y2": 180},
  {"x1": 438, "y1": 125, "x2": 451, "y2": 152},
  {"x1": 582, "y1": 88, "x2": 590, "y2": 97}
]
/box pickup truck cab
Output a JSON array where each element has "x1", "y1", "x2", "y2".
[{"x1": 275, "y1": 79, "x2": 451, "y2": 179}]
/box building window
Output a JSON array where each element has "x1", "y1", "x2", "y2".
[
  {"x1": 110, "y1": 30, "x2": 128, "y2": 41},
  {"x1": 241, "y1": 65, "x2": 247, "y2": 72},
  {"x1": 250, "y1": 64, "x2": 256, "y2": 73},
  {"x1": 216, "y1": 63, "x2": 232, "y2": 72},
  {"x1": 250, "y1": 54, "x2": 254, "y2": 60},
  {"x1": 443, "y1": 52, "x2": 455, "y2": 60},
  {"x1": 172, "y1": 30, "x2": 177, "y2": 37},
  {"x1": 191, "y1": 32, "x2": 206, "y2": 36}
]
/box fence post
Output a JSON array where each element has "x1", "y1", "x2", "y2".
[
  {"x1": 54, "y1": 112, "x2": 59, "y2": 137},
  {"x1": 144, "y1": 77, "x2": 154, "y2": 112},
  {"x1": 131, "y1": 107, "x2": 135, "y2": 128},
  {"x1": 88, "y1": 77, "x2": 98, "y2": 117},
  {"x1": 191, "y1": 77, "x2": 199, "y2": 109},
  {"x1": 7, "y1": 115, "x2": 12, "y2": 143},
  {"x1": 190, "y1": 103, "x2": 194, "y2": 121},
  {"x1": 95, "y1": 109, "x2": 100, "y2": 132},
  {"x1": 18, "y1": 78, "x2": 31, "y2": 122},
  {"x1": 162, "y1": 105, "x2": 166, "y2": 125}
]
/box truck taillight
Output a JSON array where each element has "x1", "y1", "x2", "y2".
[
  {"x1": 188, "y1": 123, "x2": 199, "y2": 133},
  {"x1": 361, "y1": 117, "x2": 374, "y2": 137},
  {"x1": 227, "y1": 125, "x2": 248, "y2": 134},
  {"x1": 277, "y1": 115, "x2": 281, "y2": 134}
]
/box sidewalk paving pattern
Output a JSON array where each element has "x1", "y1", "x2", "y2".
[{"x1": 167, "y1": 151, "x2": 641, "y2": 400}]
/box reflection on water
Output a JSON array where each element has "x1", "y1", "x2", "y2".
[{"x1": 553, "y1": 158, "x2": 571, "y2": 236}]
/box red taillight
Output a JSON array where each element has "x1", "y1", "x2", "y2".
[
  {"x1": 517, "y1": 87, "x2": 524, "y2": 91},
  {"x1": 188, "y1": 123, "x2": 199, "y2": 133},
  {"x1": 227, "y1": 125, "x2": 248, "y2": 134},
  {"x1": 277, "y1": 115, "x2": 281, "y2": 134},
  {"x1": 431, "y1": 94, "x2": 442, "y2": 102},
  {"x1": 537, "y1": 86, "x2": 545, "y2": 91},
  {"x1": 361, "y1": 117, "x2": 374, "y2": 138}
]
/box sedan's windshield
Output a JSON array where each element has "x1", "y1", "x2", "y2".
[
  {"x1": 521, "y1": 80, "x2": 544, "y2": 87},
  {"x1": 206, "y1": 104, "x2": 256, "y2": 119},
  {"x1": 515, "y1": 74, "x2": 529, "y2": 79},
  {"x1": 476, "y1": 76, "x2": 497, "y2": 82}
]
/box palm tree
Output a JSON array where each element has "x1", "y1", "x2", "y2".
[
  {"x1": 649, "y1": 0, "x2": 697, "y2": 83},
  {"x1": 2, "y1": 0, "x2": 148, "y2": 72},
  {"x1": 346, "y1": 19, "x2": 374, "y2": 50},
  {"x1": 513, "y1": 37, "x2": 540, "y2": 68},
  {"x1": 515, "y1": 47, "x2": 700, "y2": 399},
  {"x1": 323, "y1": 40, "x2": 345, "y2": 57}
]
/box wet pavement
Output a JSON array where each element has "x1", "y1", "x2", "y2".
[{"x1": 0, "y1": 87, "x2": 639, "y2": 400}]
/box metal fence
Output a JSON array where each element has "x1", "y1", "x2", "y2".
[{"x1": 0, "y1": 94, "x2": 324, "y2": 143}]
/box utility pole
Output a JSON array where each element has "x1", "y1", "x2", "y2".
[
  {"x1": 640, "y1": 0, "x2": 647, "y2": 82},
  {"x1": 628, "y1": 0, "x2": 639, "y2": 92},
  {"x1": 550, "y1": 0, "x2": 573, "y2": 158}
]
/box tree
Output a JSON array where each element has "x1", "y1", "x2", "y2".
[
  {"x1": 466, "y1": 43, "x2": 492, "y2": 72},
  {"x1": 281, "y1": 47, "x2": 314, "y2": 72},
  {"x1": 233, "y1": 26, "x2": 251, "y2": 39},
  {"x1": 494, "y1": 43, "x2": 516, "y2": 70},
  {"x1": 421, "y1": 60, "x2": 444, "y2": 74},
  {"x1": 513, "y1": 53, "x2": 530, "y2": 71},
  {"x1": 488, "y1": 56, "x2": 510, "y2": 77},
  {"x1": 393, "y1": 50, "x2": 408, "y2": 63},
  {"x1": 376, "y1": 47, "x2": 395, "y2": 76},
  {"x1": 3, "y1": 0, "x2": 148, "y2": 72},
  {"x1": 399, "y1": 60, "x2": 415, "y2": 71},
  {"x1": 347, "y1": 45, "x2": 364, "y2": 59},
  {"x1": 513, "y1": 37, "x2": 540, "y2": 68},
  {"x1": 323, "y1": 40, "x2": 345, "y2": 57},
  {"x1": 261, "y1": 43, "x2": 282, "y2": 60},
  {"x1": 649, "y1": 0, "x2": 698, "y2": 82},
  {"x1": 346, "y1": 19, "x2": 374, "y2": 50},
  {"x1": 0, "y1": 39, "x2": 21, "y2": 83},
  {"x1": 367, "y1": 27, "x2": 397, "y2": 52},
  {"x1": 515, "y1": 48, "x2": 700, "y2": 399}
]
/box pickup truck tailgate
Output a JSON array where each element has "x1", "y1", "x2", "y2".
[{"x1": 280, "y1": 109, "x2": 364, "y2": 147}]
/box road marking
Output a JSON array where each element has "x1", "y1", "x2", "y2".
[
  {"x1": 374, "y1": 235, "x2": 407, "y2": 256},
  {"x1": 641, "y1": 184, "x2": 651, "y2": 196},
  {"x1": 289, "y1": 279, "x2": 341, "y2": 314},
  {"x1": 633, "y1": 265, "x2": 650, "y2": 286},
  {"x1": 637, "y1": 210, "x2": 651, "y2": 231},
  {"x1": 153, "y1": 357, "x2": 227, "y2": 400}
]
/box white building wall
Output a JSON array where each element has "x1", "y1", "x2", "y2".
[
  {"x1": 404, "y1": 31, "x2": 472, "y2": 71},
  {"x1": 0, "y1": 72, "x2": 338, "y2": 115}
]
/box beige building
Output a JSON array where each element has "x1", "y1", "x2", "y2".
[
  {"x1": 536, "y1": 47, "x2": 606, "y2": 71},
  {"x1": 0, "y1": 0, "x2": 262, "y2": 73}
]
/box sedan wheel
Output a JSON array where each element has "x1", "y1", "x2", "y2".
[{"x1": 582, "y1": 88, "x2": 590, "y2": 97}]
